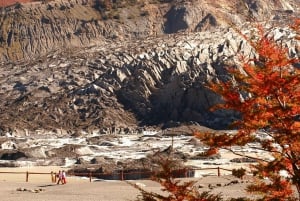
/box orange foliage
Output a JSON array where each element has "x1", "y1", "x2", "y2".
[
  {"x1": 196, "y1": 19, "x2": 300, "y2": 200},
  {"x1": 129, "y1": 157, "x2": 223, "y2": 201},
  {"x1": 205, "y1": 147, "x2": 219, "y2": 156},
  {"x1": 247, "y1": 174, "x2": 294, "y2": 201}
]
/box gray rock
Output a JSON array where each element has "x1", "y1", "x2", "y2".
[{"x1": 0, "y1": 0, "x2": 299, "y2": 135}]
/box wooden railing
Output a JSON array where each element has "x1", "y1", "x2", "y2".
[
  {"x1": 0, "y1": 171, "x2": 57, "y2": 182},
  {"x1": 0, "y1": 167, "x2": 244, "y2": 182}
]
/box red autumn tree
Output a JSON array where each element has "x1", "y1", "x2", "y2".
[
  {"x1": 196, "y1": 20, "x2": 300, "y2": 200},
  {"x1": 129, "y1": 154, "x2": 224, "y2": 201}
]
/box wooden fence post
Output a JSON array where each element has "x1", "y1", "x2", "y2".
[
  {"x1": 217, "y1": 167, "x2": 220, "y2": 177},
  {"x1": 26, "y1": 171, "x2": 29, "y2": 182},
  {"x1": 121, "y1": 170, "x2": 123, "y2": 181},
  {"x1": 89, "y1": 172, "x2": 92, "y2": 182},
  {"x1": 51, "y1": 171, "x2": 54, "y2": 183},
  {"x1": 54, "y1": 172, "x2": 57, "y2": 183}
]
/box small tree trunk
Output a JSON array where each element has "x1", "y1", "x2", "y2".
[{"x1": 292, "y1": 162, "x2": 300, "y2": 198}]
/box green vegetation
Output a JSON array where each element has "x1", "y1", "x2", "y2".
[{"x1": 232, "y1": 168, "x2": 246, "y2": 179}]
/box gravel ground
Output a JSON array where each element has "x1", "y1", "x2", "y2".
[{"x1": 0, "y1": 174, "x2": 256, "y2": 201}]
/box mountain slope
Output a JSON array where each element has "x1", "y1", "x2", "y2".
[
  {"x1": 0, "y1": 0, "x2": 299, "y2": 62},
  {"x1": 0, "y1": 0, "x2": 299, "y2": 136}
]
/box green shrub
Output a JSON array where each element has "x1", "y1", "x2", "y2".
[{"x1": 232, "y1": 168, "x2": 246, "y2": 179}]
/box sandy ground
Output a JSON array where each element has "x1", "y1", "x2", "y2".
[{"x1": 0, "y1": 166, "x2": 256, "y2": 201}]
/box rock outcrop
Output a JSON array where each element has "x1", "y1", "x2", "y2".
[
  {"x1": 0, "y1": 0, "x2": 299, "y2": 62},
  {"x1": 0, "y1": 25, "x2": 299, "y2": 135},
  {"x1": 0, "y1": 0, "x2": 299, "y2": 135}
]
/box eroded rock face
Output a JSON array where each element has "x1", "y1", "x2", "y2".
[
  {"x1": 0, "y1": 126, "x2": 264, "y2": 172},
  {"x1": 0, "y1": 0, "x2": 299, "y2": 62},
  {"x1": 0, "y1": 26, "x2": 299, "y2": 135},
  {"x1": 0, "y1": 0, "x2": 299, "y2": 135}
]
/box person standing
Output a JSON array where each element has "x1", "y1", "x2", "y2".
[
  {"x1": 56, "y1": 170, "x2": 62, "y2": 184},
  {"x1": 62, "y1": 170, "x2": 67, "y2": 184}
]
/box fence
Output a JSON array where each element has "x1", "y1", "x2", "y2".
[
  {"x1": 0, "y1": 171, "x2": 58, "y2": 182},
  {"x1": 0, "y1": 167, "x2": 240, "y2": 183},
  {"x1": 70, "y1": 167, "x2": 234, "y2": 182}
]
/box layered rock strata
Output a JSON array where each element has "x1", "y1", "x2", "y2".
[
  {"x1": 0, "y1": 0, "x2": 299, "y2": 135},
  {"x1": 0, "y1": 25, "x2": 299, "y2": 136},
  {"x1": 0, "y1": 0, "x2": 299, "y2": 62}
]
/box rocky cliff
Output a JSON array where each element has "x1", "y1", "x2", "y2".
[
  {"x1": 1, "y1": 0, "x2": 299, "y2": 62},
  {"x1": 0, "y1": 0, "x2": 299, "y2": 136}
]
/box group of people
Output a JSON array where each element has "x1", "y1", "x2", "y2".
[{"x1": 56, "y1": 170, "x2": 67, "y2": 185}]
